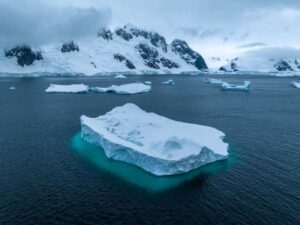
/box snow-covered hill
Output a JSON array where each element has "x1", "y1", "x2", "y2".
[
  {"x1": 0, "y1": 24, "x2": 208, "y2": 75},
  {"x1": 218, "y1": 47, "x2": 300, "y2": 75}
]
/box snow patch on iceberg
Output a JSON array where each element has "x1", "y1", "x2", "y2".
[
  {"x1": 115, "y1": 74, "x2": 127, "y2": 79},
  {"x1": 90, "y1": 83, "x2": 151, "y2": 95},
  {"x1": 80, "y1": 103, "x2": 229, "y2": 176},
  {"x1": 45, "y1": 84, "x2": 89, "y2": 93}
]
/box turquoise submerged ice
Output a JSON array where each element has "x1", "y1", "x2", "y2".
[{"x1": 80, "y1": 103, "x2": 229, "y2": 176}]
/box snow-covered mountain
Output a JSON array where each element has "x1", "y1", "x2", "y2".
[
  {"x1": 0, "y1": 24, "x2": 208, "y2": 75},
  {"x1": 218, "y1": 47, "x2": 300, "y2": 75}
]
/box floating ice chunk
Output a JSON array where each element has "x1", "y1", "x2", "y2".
[
  {"x1": 203, "y1": 78, "x2": 223, "y2": 84},
  {"x1": 291, "y1": 81, "x2": 300, "y2": 88},
  {"x1": 162, "y1": 79, "x2": 175, "y2": 85},
  {"x1": 90, "y1": 83, "x2": 151, "y2": 95},
  {"x1": 115, "y1": 74, "x2": 127, "y2": 79},
  {"x1": 45, "y1": 84, "x2": 89, "y2": 93},
  {"x1": 221, "y1": 81, "x2": 251, "y2": 91},
  {"x1": 144, "y1": 81, "x2": 152, "y2": 85},
  {"x1": 9, "y1": 87, "x2": 16, "y2": 90},
  {"x1": 80, "y1": 103, "x2": 229, "y2": 176}
]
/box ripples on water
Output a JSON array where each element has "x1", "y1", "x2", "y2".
[{"x1": 0, "y1": 75, "x2": 299, "y2": 225}]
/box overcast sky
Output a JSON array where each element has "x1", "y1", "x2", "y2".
[{"x1": 0, "y1": 0, "x2": 299, "y2": 59}]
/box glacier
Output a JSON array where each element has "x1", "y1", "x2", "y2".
[
  {"x1": 80, "y1": 103, "x2": 229, "y2": 176},
  {"x1": 221, "y1": 81, "x2": 251, "y2": 91},
  {"x1": 45, "y1": 84, "x2": 89, "y2": 93},
  {"x1": 89, "y1": 83, "x2": 151, "y2": 95}
]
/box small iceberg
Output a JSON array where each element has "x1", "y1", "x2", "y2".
[
  {"x1": 45, "y1": 84, "x2": 89, "y2": 93},
  {"x1": 90, "y1": 83, "x2": 151, "y2": 95},
  {"x1": 9, "y1": 87, "x2": 16, "y2": 90},
  {"x1": 80, "y1": 103, "x2": 229, "y2": 176},
  {"x1": 144, "y1": 81, "x2": 152, "y2": 85},
  {"x1": 203, "y1": 78, "x2": 223, "y2": 84},
  {"x1": 162, "y1": 79, "x2": 175, "y2": 85},
  {"x1": 115, "y1": 74, "x2": 127, "y2": 79},
  {"x1": 291, "y1": 81, "x2": 300, "y2": 88},
  {"x1": 221, "y1": 81, "x2": 251, "y2": 91}
]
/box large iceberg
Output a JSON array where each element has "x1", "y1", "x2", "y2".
[
  {"x1": 90, "y1": 83, "x2": 151, "y2": 95},
  {"x1": 45, "y1": 84, "x2": 89, "y2": 93},
  {"x1": 221, "y1": 81, "x2": 251, "y2": 91},
  {"x1": 80, "y1": 103, "x2": 229, "y2": 176},
  {"x1": 291, "y1": 81, "x2": 300, "y2": 88}
]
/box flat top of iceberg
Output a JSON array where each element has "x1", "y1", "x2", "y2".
[
  {"x1": 45, "y1": 84, "x2": 89, "y2": 93},
  {"x1": 203, "y1": 78, "x2": 223, "y2": 84},
  {"x1": 90, "y1": 83, "x2": 151, "y2": 95},
  {"x1": 81, "y1": 103, "x2": 228, "y2": 161}
]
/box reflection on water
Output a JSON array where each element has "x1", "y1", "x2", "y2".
[{"x1": 71, "y1": 133, "x2": 232, "y2": 192}]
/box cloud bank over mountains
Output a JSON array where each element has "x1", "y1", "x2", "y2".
[{"x1": 0, "y1": 0, "x2": 111, "y2": 47}]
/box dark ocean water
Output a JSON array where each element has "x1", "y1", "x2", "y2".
[{"x1": 0, "y1": 75, "x2": 299, "y2": 225}]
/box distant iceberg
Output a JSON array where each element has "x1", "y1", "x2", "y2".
[
  {"x1": 80, "y1": 103, "x2": 229, "y2": 176},
  {"x1": 144, "y1": 81, "x2": 152, "y2": 85},
  {"x1": 222, "y1": 81, "x2": 251, "y2": 91},
  {"x1": 45, "y1": 84, "x2": 89, "y2": 93},
  {"x1": 203, "y1": 78, "x2": 223, "y2": 84},
  {"x1": 291, "y1": 81, "x2": 300, "y2": 88},
  {"x1": 115, "y1": 74, "x2": 127, "y2": 79},
  {"x1": 90, "y1": 83, "x2": 151, "y2": 95},
  {"x1": 9, "y1": 87, "x2": 16, "y2": 90},
  {"x1": 162, "y1": 79, "x2": 175, "y2": 85}
]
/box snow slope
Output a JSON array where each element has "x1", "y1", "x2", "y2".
[
  {"x1": 0, "y1": 24, "x2": 207, "y2": 76},
  {"x1": 80, "y1": 103, "x2": 228, "y2": 176}
]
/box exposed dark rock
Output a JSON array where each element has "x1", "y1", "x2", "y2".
[
  {"x1": 5, "y1": 45, "x2": 43, "y2": 67},
  {"x1": 97, "y1": 28, "x2": 113, "y2": 40},
  {"x1": 115, "y1": 28, "x2": 133, "y2": 41},
  {"x1": 124, "y1": 24, "x2": 167, "y2": 52},
  {"x1": 160, "y1": 57, "x2": 179, "y2": 69},
  {"x1": 274, "y1": 60, "x2": 293, "y2": 71},
  {"x1": 230, "y1": 62, "x2": 239, "y2": 72},
  {"x1": 219, "y1": 66, "x2": 227, "y2": 72},
  {"x1": 90, "y1": 62, "x2": 97, "y2": 68},
  {"x1": 113, "y1": 54, "x2": 136, "y2": 69},
  {"x1": 171, "y1": 39, "x2": 207, "y2": 70},
  {"x1": 61, "y1": 41, "x2": 79, "y2": 53},
  {"x1": 136, "y1": 43, "x2": 160, "y2": 69}
]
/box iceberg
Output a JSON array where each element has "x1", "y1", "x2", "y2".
[
  {"x1": 291, "y1": 81, "x2": 300, "y2": 88},
  {"x1": 9, "y1": 87, "x2": 16, "y2": 90},
  {"x1": 45, "y1": 84, "x2": 89, "y2": 93},
  {"x1": 203, "y1": 78, "x2": 223, "y2": 84},
  {"x1": 115, "y1": 74, "x2": 127, "y2": 79},
  {"x1": 162, "y1": 79, "x2": 175, "y2": 85},
  {"x1": 144, "y1": 81, "x2": 152, "y2": 85},
  {"x1": 90, "y1": 83, "x2": 151, "y2": 95},
  {"x1": 80, "y1": 103, "x2": 229, "y2": 176},
  {"x1": 221, "y1": 81, "x2": 251, "y2": 91}
]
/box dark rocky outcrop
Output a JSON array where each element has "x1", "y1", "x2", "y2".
[
  {"x1": 171, "y1": 39, "x2": 207, "y2": 70},
  {"x1": 124, "y1": 24, "x2": 167, "y2": 52},
  {"x1": 97, "y1": 28, "x2": 113, "y2": 40},
  {"x1": 136, "y1": 43, "x2": 160, "y2": 69},
  {"x1": 115, "y1": 28, "x2": 133, "y2": 41},
  {"x1": 274, "y1": 60, "x2": 293, "y2": 71},
  {"x1": 5, "y1": 45, "x2": 43, "y2": 67},
  {"x1": 160, "y1": 57, "x2": 179, "y2": 69},
  {"x1": 113, "y1": 54, "x2": 136, "y2": 69},
  {"x1": 61, "y1": 41, "x2": 79, "y2": 53},
  {"x1": 219, "y1": 59, "x2": 239, "y2": 72}
]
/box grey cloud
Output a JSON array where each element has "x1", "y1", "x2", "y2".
[
  {"x1": 237, "y1": 42, "x2": 268, "y2": 49},
  {"x1": 0, "y1": 0, "x2": 111, "y2": 48}
]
